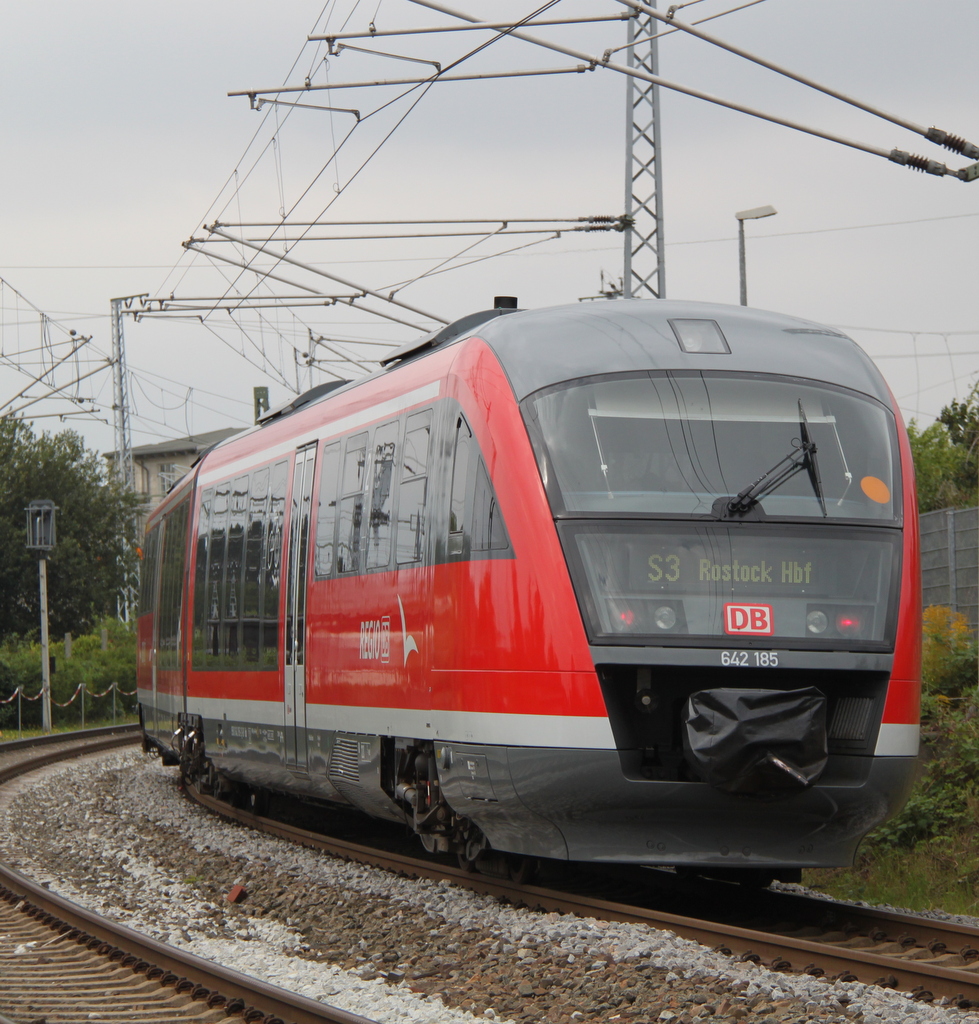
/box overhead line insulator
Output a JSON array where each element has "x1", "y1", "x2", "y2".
[{"x1": 925, "y1": 127, "x2": 979, "y2": 160}]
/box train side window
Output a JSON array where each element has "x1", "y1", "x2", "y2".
[
  {"x1": 337, "y1": 431, "x2": 368, "y2": 574},
  {"x1": 314, "y1": 441, "x2": 341, "y2": 578},
  {"x1": 366, "y1": 420, "x2": 399, "y2": 570},
  {"x1": 286, "y1": 446, "x2": 317, "y2": 668},
  {"x1": 448, "y1": 415, "x2": 472, "y2": 558},
  {"x1": 263, "y1": 460, "x2": 289, "y2": 666},
  {"x1": 242, "y1": 467, "x2": 269, "y2": 665},
  {"x1": 205, "y1": 482, "x2": 230, "y2": 665},
  {"x1": 224, "y1": 474, "x2": 249, "y2": 665},
  {"x1": 397, "y1": 408, "x2": 432, "y2": 565},
  {"x1": 138, "y1": 524, "x2": 161, "y2": 617},
  {"x1": 192, "y1": 488, "x2": 213, "y2": 668},
  {"x1": 471, "y1": 458, "x2": 510, "y2": 553},
  {"x1": 157, "y1": 501, "x2": 189, "y2": 671}
]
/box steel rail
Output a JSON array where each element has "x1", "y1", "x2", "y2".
[
  {"x1": 0, "y1": 722, "x2": 139, "y2": 755},
  {"x1": 0, "y1": 725, "x2": 141, "y2": 786},
  {"x1": 187, "y1": 782, "x2": 979, "y2": 1003},
  {"x1": 0, "y1": 730, "x2": 382, "y2": 1024}
]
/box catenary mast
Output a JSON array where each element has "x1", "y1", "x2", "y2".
[{"x1": 623, "y1": 4, "x2": 666, "y2": 298}]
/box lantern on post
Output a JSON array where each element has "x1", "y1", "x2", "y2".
[{"x1": 26, "y1": 500, "x2": 57, "y2": 733}]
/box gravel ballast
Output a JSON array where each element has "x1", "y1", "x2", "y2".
[{"x1": 1, "y1": 750, "x2": 977, "y2": 1024}]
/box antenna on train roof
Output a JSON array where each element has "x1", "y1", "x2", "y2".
[{"x1": 380, "y1": 301, "x2": 521, "y2": 368}]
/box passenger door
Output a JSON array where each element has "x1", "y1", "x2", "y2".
[{"x1": 285, "y1": 445, "x2": 316, "y2": 771}]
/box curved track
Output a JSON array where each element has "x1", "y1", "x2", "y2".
[
  {"x1": 0, "y1": 729, "x2": 379, "y2": 1024},
  {"x1": 186, "y1": 779, "x2": 979, "y2": 1007}
]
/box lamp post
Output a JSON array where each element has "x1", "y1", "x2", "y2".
[
  {"x1": 26, "y1": 500, "x2": 57, "y2": 733},
  {"x1": 735, "y1": 204, "x2": 777, "y2": 306}
]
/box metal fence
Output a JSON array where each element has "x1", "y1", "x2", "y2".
[{"x1": 920, "y1": 506, "x2": 978, "y2": 631}]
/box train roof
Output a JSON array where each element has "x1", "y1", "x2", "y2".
[
  {"x1": 235, "y1": 300, "x2": 893, "y2": 445},
  {"x1": 469, "y1": 300, "x2": 891, "y2": 406}
]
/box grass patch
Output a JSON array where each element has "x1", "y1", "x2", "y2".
[
  {"x1": 0, "y1": 714, "x2": 138, "y2": 741},
  {"x1": 804, "y1": 607, "x2": 979, "y2": 914},
  {"x1": 806, "y1": 828, "x2": 979, "y2": 916}
]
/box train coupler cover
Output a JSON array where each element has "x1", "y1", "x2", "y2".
[{"x1": 683, "y1": 687, "x2": 828, "y2": 795}]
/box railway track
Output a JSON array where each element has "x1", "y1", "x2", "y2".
[
  {"x1": 0, "y1": 729, "x2": 378, "y2": 1024},
  {"x1": 185, "y1": 778, "x2": 979, "y2": 1008}
]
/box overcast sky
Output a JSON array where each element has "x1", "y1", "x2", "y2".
[{"x1": 1, "y1": 0, "x2": 977, "y2": 455}]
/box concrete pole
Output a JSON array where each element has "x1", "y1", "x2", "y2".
[
  {"x1": 738, "y1": 218, "x2": 747, "y2": 306},
  {"x1": 39, "y1": 557, "x2": 52, "y2": 733}
]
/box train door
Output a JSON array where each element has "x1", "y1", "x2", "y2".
[
  {"x1": 137, "y1": 523, "x2": 162, "y2": 742},
  {"x1": 285, "y1": 445, "x2": 316, "y2": 771}
]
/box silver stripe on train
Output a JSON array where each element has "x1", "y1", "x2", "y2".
[
  {"x1": 198, "y1": 381, "x2": 441, "y2": 486},
  {"x1": 873, "y1": 723, "x2": 919, "y2": 756},
  {"x1": 180, "y1": 696, "x2": 616, "y2": 749}
]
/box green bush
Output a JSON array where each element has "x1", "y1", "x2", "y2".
[
  {"x1": 0, "y1": 617, "x2": 136, "y2": 731},
  {"x1": 922, "y1": 605, "x2": 978, "y2": 698},
  {"x1": 868, "y1": 696, "x2": 979, "y2": 850}
]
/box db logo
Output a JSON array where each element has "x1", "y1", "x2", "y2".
[{"x1": 724, "y1": 603, "x2": 774, "y2": 635}]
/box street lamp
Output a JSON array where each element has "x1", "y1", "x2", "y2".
[
  {"x1": 26, "y1": 500, "x2": 57, "y2": 733},
  {"x1": 735, "y1": 204, "x2": 777, "y2": 307}
]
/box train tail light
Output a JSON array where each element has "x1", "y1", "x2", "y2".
[
  {"x1": 607, "y1": 599, "x2": 686, "y2": 633},
  {"x1": 835, "y1": 612, "x2": 862, "y2": 637},
  {"x1": 806, "y1": 605, "x2": 869, "y2": 639}
]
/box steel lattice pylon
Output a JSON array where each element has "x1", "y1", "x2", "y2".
[
  {"x1": 110, "y1": 297, "x2": 136, "y2": 491},
  {"x1": 623, "y1": 6, "x2": 665, "y2": 299}
]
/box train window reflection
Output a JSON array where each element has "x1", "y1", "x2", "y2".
[
  {"x1": 471, "y1": 458, "x2": 509, "y2": 552},
  {"x1": 397, "y1": 409, "x2": 432, "y2": 565},
  {"x1": 157, "y1": 501, "x2": 189, "y2": 671},
  {"x1": 337, "y1": 432, "x2": 368, "y2": 573},
  {"x1": 367, "y1": 420, "x2": 398, "y2": 570},
  {"x1": 448, "y1": 416, "x2": 472, "y2": 558},
  {"x1": 314, "y1": 442, "x2": 341, "y2": 577},
  {"x1": 139, "y1": 524, "x2": 161, "y2": 617},
  {"x1": 190, "y1": 459, "x2": 287, "y2": 671},
  {"x1": 530, "y1": 373, "x2": 899, "y2": 522}
]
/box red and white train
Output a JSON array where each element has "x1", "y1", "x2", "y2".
[{"x1": 138, "y1": 299, "x2": 920, "y2": 880}]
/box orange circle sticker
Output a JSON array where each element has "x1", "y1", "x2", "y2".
[{"x1": 861, "y1": 476, "x2": 891, "y2": 503}]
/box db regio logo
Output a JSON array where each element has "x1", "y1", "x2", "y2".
[
  {"x1": 724, "y1": 603, "x2": 774, "y2": 635},
  {"x1": 359, "y1": 617, "x2": 391, "y2": 662}
]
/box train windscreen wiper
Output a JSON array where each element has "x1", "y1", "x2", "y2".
[
  {"x1": 798, "y1": 400, "x2": 827, "y2": 517},
  {"x1": 722, "y1": 400, "x2": 827, "y2": 517}
]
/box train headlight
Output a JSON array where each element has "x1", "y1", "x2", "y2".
[
  {"x1": 806, "y1": 610, "x2": 828, "y2": 634},
  {"x1": 653, "y1": 605, "x2": 677, "y2": 630}
]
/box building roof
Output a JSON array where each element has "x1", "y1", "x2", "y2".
[{"x1": 104, "y1": 427, "x2": 243, "y2": 462}]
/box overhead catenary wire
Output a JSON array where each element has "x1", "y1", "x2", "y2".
[
  {"x1": 209, "y1": 0, "x2": 568, "y2": 324},
  {"x1": 614, "y1": 0, "x2": 979, "y2": 162},
  {"x1": 202, "y1": 225, "x2": 449, "y2": 323},
  {"x1": 142, "y1": 1, "x2": 978, "y2": 431},
  {"x1": 10, "y1": 199, "x2": 979, "y2": 270},
  {"x1": 3, "y1": 361, "x2": 109, "y2": 419},
  {"x1": 308, "y1": 13, "x2": 633, "y2": 44},
  {"x1": 156, "y1": 2, "x2": 336, "y2": 301},
  {"x1": 402, "y1": 0, "x2": 975, "y2": 180},
  {"x1": 232, "y1": 64, "x2": 597, "y2": 95}
]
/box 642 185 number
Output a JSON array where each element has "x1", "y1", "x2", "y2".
[{"x1": 720, "y1": 651, "x2": 779, "y2": 667}]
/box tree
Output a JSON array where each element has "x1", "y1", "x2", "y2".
[
  {"x1": 908, "y1": 382, "x2": 979, "y2": 513},
  {"x1": 0, "y1": 419, "x2": 140, "y2": 641},
  {"x1": 938, "y1": 381, "x2": 979, "y2": 496}
]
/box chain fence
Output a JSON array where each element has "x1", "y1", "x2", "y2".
[{"x1": 0, "y1": 681, "x2": 137, "y2": 737}]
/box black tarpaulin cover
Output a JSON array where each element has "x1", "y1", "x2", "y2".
[{"x1": 683, "y1": 687, "x2": 828, "y2": 794}]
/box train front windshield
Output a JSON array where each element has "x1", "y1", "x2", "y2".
[{"x1": 527, "y1": 372, "x2": 902, "y2": 649}]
